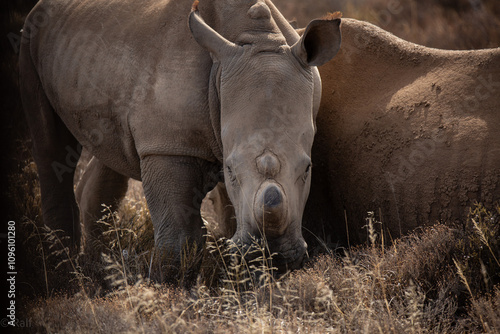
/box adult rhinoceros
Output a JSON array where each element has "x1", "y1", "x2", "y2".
[
  {"x1": 308, "y1": 18, "x2": 500, "y2": 244},
  {"x1": 203, "y1": 18, "x2": 500, "y2": 247},
  {"x1": 19, "y1": 0, "x2": 341, "y2": 282}
]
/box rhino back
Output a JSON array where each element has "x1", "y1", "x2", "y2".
[
  {"x1": 309, "y1": 18, "x2": 500, "y2": 243},
  {"x1": 25, "y1": 0, "x2": 216, "y2": 179}
]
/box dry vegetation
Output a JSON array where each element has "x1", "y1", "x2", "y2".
[
  {"x1": 20, "y1": 175, "x2": 500, "y2": 332},
  {"x1": 3, "y1": 0, "x2": 500, "y2": 333}
]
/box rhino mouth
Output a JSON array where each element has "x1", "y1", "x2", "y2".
[{"x1": 228, "y1": 232, "x2": 307, "y2": 274}]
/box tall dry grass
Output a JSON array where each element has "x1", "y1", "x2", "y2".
[
  {"x1": 15, "y1": 160, "x2": 500, "y2": 332},
  {"x1": 22, "y1": 194, "x2": 500, "y2": 332}
]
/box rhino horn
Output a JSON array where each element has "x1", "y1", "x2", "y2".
[
  {"x1": 247, "y1": 1, "x2": 272, "y2": 20},
  {"x1": 291, "y1": 17, "x2": 342, "y2": 67},
  {"x1": 188, "y1": 4, "x2": 240, "y2": 60},
  {"x1": 256, "y1": 151, "x2": 280, "y2": 178},
  {"x1": 254, "y1": 182, "x2": 287, "y2": 237}
]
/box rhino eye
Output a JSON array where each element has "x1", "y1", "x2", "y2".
[
  {"x1": 226, "y1": 165, "x2": 237, "y2": 184},
  {"x1": 302, "y1": 163, "x2": 312, "y2": 183}
]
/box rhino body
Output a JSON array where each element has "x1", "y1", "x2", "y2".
[
  {"x1": 309, "y1": 19, "x2": 500, "y2": 243},
  {"x1": 20, "y1": 0, "x2": 341, "y2": 282},
  {"x1": 204, "y1": 18, "x2": 500, "y2": 246}
]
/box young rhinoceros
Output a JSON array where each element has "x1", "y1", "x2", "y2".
[{"x1": 19, "y1": 0, "x2": 341, "y2": 284}]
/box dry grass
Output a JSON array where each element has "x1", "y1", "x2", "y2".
[
  {"x1": 18, "y1": 156, "x2": 500, "y2": 332},
  {"x1": 23, "y1": 215, "x2": 500, "y2": 333}
]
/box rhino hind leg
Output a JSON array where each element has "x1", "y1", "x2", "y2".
[
  {"x1": 20, "y1": 49, "x2": 82, "y2": 254},
  {"x1": 140, "y1": 155, "x2": 218, "y2": 285},
  {"x1": 34, "y1": 125, "x2": 82, "y2": 254},
  {"x1": 75, "y1": 157, "x2": 129, "y2": 258}
]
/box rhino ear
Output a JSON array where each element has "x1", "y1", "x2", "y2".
[
  {"x1": 291, "y1": 18, "x2": 341, "y2": 67},
  {"x1": 188, "y1": 5, "x2": 239, "y2": 60}
]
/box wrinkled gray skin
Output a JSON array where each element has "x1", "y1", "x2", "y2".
[{"x1": 19, "y1": 0, "x2": 341, "y2": 281}]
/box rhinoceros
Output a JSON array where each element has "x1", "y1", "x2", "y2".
[
  {"x1": 203, "y1": 18, "x2": 500, "y2": 247},
  {"x1": 19, "y1": 0, "x2": 341, "y2": 282}
]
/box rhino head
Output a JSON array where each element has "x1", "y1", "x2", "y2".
[{"x1": 189, "y1": 1, "x2": 341, "y2": 271}]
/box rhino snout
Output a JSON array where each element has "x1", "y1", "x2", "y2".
[
  {"x1": 254, "y1": 182, "x2": 287, "y2": 237},
  {"x1": 263, "y1": 184, "x2": 282, "y2": 208}
]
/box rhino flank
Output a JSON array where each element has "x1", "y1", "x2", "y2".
[
  {"x1": 203, "y1": 18, "x2": 500, "y2": 247},
  {"x1": 19, "y1": 0, "x2": 341, "y2": 283},
  {"x1": 308, "y1": 18, "x2": 500, "y2": 244}
]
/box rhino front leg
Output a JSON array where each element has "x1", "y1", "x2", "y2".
[
  {"x1": 140, "y1": 155, "x2": 217, "y2": 285},
  {"x1": 76, "y1": 157, "x2": 129, "y2": 259}
]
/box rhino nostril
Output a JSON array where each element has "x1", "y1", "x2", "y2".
[{"x1": 264, "y1": 185, "x2": 282, "y2": 208}]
